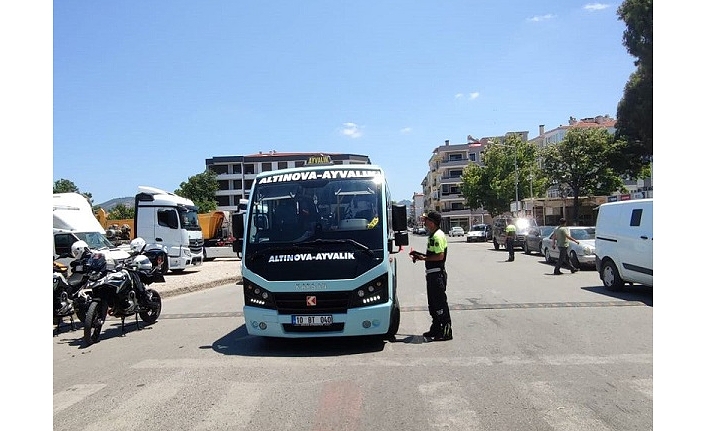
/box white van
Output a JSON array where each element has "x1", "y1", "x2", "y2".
[{"x1": 594, "y1": 198, "x2": 653, "y2": 290}]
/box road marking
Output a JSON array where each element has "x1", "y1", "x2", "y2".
[
  {"x1": 519, "y1": 381, "x2": 613, "y2": 431},
  {"x1": 157, "y1": 301, "x2": 648, "y2": 320},
  {"x1": 53, "y1": 384, "x2": 106, "y2": 414},
  {"x1": 81, "y1": 374, "x2": 186, "y2": 431},
  {"x1": 130, "y1": 353, "x2": 651, "y2": 369},
  {"x1": 191, "y1": 382, "x2": 262, "y2": 431},
  {"x1": 419, "y1": 381, "x2": 480, "y2": 430}
]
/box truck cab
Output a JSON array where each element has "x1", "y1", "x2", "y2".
[{"x1": 134, "y1": 186, "x2": 204, "y2": 273}]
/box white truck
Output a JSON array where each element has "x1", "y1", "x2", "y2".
[
  {"x1": 134, "y1": 186, "x2": 204, "y2": 273},
  {"x1": 53, "y1": 193, "x2": 131, "y2": 270}
]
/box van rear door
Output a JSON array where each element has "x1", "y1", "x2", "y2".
[{"x1": 622, "y1": 201, "x2": 653, "y2": 285}]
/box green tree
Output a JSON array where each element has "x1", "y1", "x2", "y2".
[
  {"x1": 174, "y1": 169, "x2": 219, "y2": 213},
  {"x1": 109, "y1": 203, "x2": 135, "y2": 219},
  {"x1": 53, "y1": 178, "x2": 93, "y2": 206},
  {"x1": 460, "y1": 134, "x2": 549, "y2": 217},
  {"x1": 541, "y1": 128, "x2": 626, "y2": 223},
  {"x1": 614, "y1": 0, "x2": 652, "y2": 176}
]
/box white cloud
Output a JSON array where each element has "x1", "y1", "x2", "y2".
[
  {"x1": 584, "y1": 3, "x2": 610, "y2": 12},
  {"x1": 528, "y1": 14, "x2": 555, "y2": 22},
  {"x1": 340, "y1": 122, "x2": 362, "y2": 138},
  {"x1": 400, "y1": 127, "x2": 412, "y2": 134},
  {"x1": 455, "y1": 92, "x2": 480, "y2": 101}
]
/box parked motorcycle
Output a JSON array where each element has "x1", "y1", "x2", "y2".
[
  {"x1": 83, "y1": 238, "x2": 165, "y2": 346},
  {"x1": 53, "y1": 241, "x2": 99, "y2": 334}
]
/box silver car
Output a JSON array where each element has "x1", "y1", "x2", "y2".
[
  {"x1": 542, "y1": 226, "x2": 596, "y2": 269},
  {"x1": 466, "y1": 224, "x2": 492, "y2": 242}
]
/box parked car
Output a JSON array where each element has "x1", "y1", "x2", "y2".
[
  {"x1": 449, "y1": 226, "x2": 465, "y2": 237},
  {"x1": 492, "y1": 216, "x2": 538, "y2": 250},
  {"x1": 466, "y1": 224, "x2": 492, "y2": 242},
  {"x1": 524, "y1": 225, "x2": 556, "y2": 255},
  {"x1": 413, "y1": 226, "x2": 426, "y2": 235},
  {"x1": 542, "y1": 226, "x2": 596, "y2": 269}
]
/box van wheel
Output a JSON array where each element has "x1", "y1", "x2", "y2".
[
  {"x1": 602, "y1": 260, "x2": 625, "y2": 291},
  {"x1": 493, "y1": 239, "x2": 499, "y2": 250}
]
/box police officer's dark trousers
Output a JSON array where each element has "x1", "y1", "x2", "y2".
[
  {"x1": 426, "y1": 269, "x2": 450, "y2": 331},
  {"x1": 506, "y1": 237, "x2": 515, "y2": 261}
]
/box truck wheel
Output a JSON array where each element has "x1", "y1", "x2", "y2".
[{"x1": 601, "y1": 259, "x2": 625, "y2": 291}]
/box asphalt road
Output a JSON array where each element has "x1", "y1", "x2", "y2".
[{"x1": 53, "y1": 234, "x2": 653, "y2": 430}]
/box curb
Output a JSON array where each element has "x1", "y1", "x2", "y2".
[{"x1": 159, "y1": 276, "x2": 242, "y2": 299}]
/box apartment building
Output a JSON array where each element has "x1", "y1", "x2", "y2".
[
  {"x1": 417, "y1": 115, "x2": 651, "y2": 229},
  {"x1": 420, "y1": 133, "x2": 528, "y2": 232},
  {"x1": 205, "y1": 151, "x2": 371, "y2": 211},
  {"x1": 529, "y1": 115, "x2": 653, "y2": 200}
]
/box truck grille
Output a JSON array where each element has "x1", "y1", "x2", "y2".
[{"x1": 189, "y1": 238, "x2": 204, "y2": 255}]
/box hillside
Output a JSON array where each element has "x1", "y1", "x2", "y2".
[{"x1": 96, "y1": 197, "x2": 133, "y2": 211}]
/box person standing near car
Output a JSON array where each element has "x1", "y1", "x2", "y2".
[
  {"x1": 409, "y1": 211, "x2": 452, "y2": 341},
  {"x1": 551, "y1": 218, "x2": 579, "y2": 274},
  {"x1": 505, "y1": 222, "x2": 516, "y2": 262}
]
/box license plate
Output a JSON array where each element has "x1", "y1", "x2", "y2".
[{"x1": 291, "y1": 315, "x2": 333, "y2": 326}]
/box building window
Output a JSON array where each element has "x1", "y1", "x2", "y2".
[
  {"x1": 216, "y1": 195, "x2": 230, "y2": 207},
  {"x1": 295, "y1": 160, "x2": 305, "y2": 168},
  {"x1": 231, "y1": 179, "x2": 243, "y2": 190},
  {"x1": 210, "y1": 164, "x2": 228, "y2": 174},
  {"x1": 262, "y1": 162, "x2": 272, "y2": 172},
  {"x1": 244, "y1": 179, "x2": 254, "y2": 190},
  {"x1": 244, "y1": 164, "x2": 255, "y2": 175},
  {"x1": 469, "y1": 153, "x2": 476, "y2": 162},
  {"x1": 217, "y1": 180, "x2": 230, "y2": 191},
  {"x1": 233, "y1": 164, "x2": 242, "y2": 174},
  {"x1": 278, "y1": 161, "x2": 288, "y2": 170}
]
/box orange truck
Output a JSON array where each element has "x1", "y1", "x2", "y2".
[
  {"x1": 198, "y1": 209, "x2": 242, "y2": 261},
  {"x1": 95, "y1": 208, "x2": 134, "y2": 245}
]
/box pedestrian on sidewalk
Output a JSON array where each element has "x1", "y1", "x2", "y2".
[{"x1": 551, "y1": 218, "x2": 579, "y2": 275}]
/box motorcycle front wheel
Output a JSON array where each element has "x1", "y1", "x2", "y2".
[
  {"x1": 74, "y1": 297, "x2": 88, "y2": 323},
  {"x1": 139, "y1": 289, "x2": 162, "y2": 324},
  {"x1": 84, "y1": 301, "x2": 108, "y2": 346}
]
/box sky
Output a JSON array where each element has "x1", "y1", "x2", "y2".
[{"x1": 47, "y1": 1, "x2": 641, "y2": 205}]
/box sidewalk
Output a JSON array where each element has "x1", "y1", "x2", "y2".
[{"x1": 157, "y1": 258, "x2": 242, "y2": 298}]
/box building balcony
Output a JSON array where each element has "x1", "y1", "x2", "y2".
[
  {"x1": 439, "y1": 176, "x2": 463, "y2": 185},
  {"x1": 439, "y1": 158, "x2": 471, "y2": 168}
]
